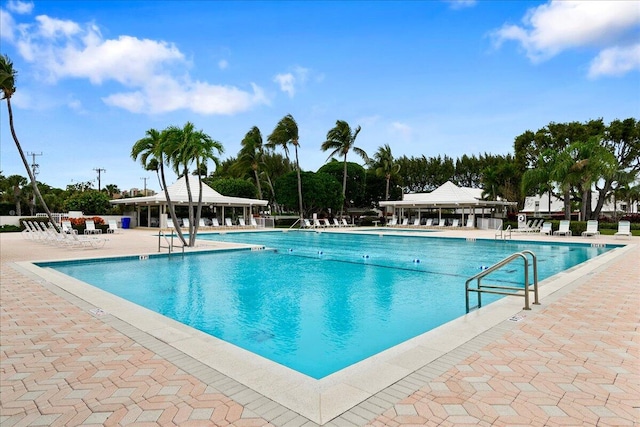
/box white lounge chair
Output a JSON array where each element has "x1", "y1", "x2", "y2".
[
  {"x1": 412, "y1": 218, "x2": 420, "y2": 227},
  {"x1": 322, "y1": 219, "x2": 333, "y2": 228},
  {"x1": 313, "y1": 219, "x2": 324, "y2": 228},
  {"x1": 182, "y1": 218, "x2": 190, "y2": 228},
  {"x1": 167, "y1": 218, "x2": 176, "y2": 229},
  {"x1": 302, "y1": 219, "x2": 313, "y2": 228},
  {"x1": 341, "y1": 219, "x2": 354, "y2": 227},
  {"x1": 84, "y1": 220, "x2": 102, "y2": 235},
  {"x1": 62, "y1": 220, "x2": 77, "y2": 234},
  {"x1": 333, "y1": 218, "x2": 342, "y2": 227},
  {"x1": 553, "y1": 220, "x2": 572, "y2": 236},
  {"x1": 211, "y1": 218, "x2": 220, "y2": 228},
  {"x1": 582, "y1": 220, "x2": 600, "y2": 238},
  {"x1": 465, "y1": 217, "x2": 474, "y2": 228},
  {"x1": 238, "y1": 218, "x2": 247, "y2": 228},
  {"x1": 198, "y1": 218, "x2": 212, "y2": 230},
  {"x1": 450, "y1": 219, "x2": 459, "y2": 227},
  {"x1": 400, "y1": 218, "x2": 409, "y2": 226},
  {"x1": 540, "y1": 222, "x2": 552, "y2": 235},
  {"x1": 437, "y1": 218, "x2": 447, "y2": 227},
  {"x1": 425, "y1": 218, "x2": 433, "y2": 227},
  {"x1": 386, "y1": 218, "x2": 397, "y2": 227},
  {"x1": 614, "y1": 220, "x2": 631, "y2": 239},
  {"x1": 250, "y1": 217, "x2": 259, "y2": 228},
  {"x1": 107, "y1": 219, "x2": 121, "y2": 234},
  {"x1": 225, "y1": 218, "x2": 234, "y2": 227}
]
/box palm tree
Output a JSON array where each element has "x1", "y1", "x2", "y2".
[
  {"x1": 268, "y1": 114, "x2": 303, "y2": 222},
  {"x1": 321, "y1": 120, "x2": 368, "y2": 216},
  {"x1": 131, "y1": 127, "x2": 187, "y2": 246},
  {"x1": 371, "y1": 144, "x2": 400, "y2": 201},
  {"x1": 0, "y1": 54, "x2": 59, "y2": 230},
  {"x1": 521, "y1": 149, "x2": 557, "y2": 215},
  {"x1": 236, "y1": 126, "x2": 264, "y2": 199},
  {"x1": 165, "y1": 122, "x2": 223, "y2": 246}
]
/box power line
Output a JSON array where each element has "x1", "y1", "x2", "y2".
[
  {"x1": 26, "y1": 152, "x2": 43, "y2": 208},
  {"x1": 93, "y1": 167, "x2": 106, "y2": 191},
  {"x1": 140, "y1": 177, "x2": 149, "y2": 195}
]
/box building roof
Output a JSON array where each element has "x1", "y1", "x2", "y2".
[
  {"x1": 380, "y1": 181, "x2": 516, "y2": 209},
  {"x1": 110, "y1": 176, "x2": 268, "y2": 207}
]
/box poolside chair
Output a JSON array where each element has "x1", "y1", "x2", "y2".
[
  {"x1": 386, "y1": 217, "x2": 397, "y2": 227},
  {"x1": 166, "y1": 218, "x2": 176, "y2": 229},
  {"x1": 62, "y1": 220, "x2": 77, "y2": 234},
  {"x1": 425, "y1": 218, "x2": 433, "y2": 227},
  {"x1": 198, "y1": 218, "x2": 211, "y2": 230},
  {"x1": 437, "y1": 218, "x2": 447, "y2": 227},
  {"x1": 211, "y1": 218, "x2": 220, "y2": 228},
  {"x1": 302, "y1": 219, "x2": 313, "y2": 228},
  {"x1": 400, "y1": 218, "x2": 409, "y2": 227},
  {"x1": 225, "y1": 218, "x2": 234, "y2": 227},
  {"x1": 553, "y1": 220, "x2": 572, "y2": 236},
  {"x1": 341, "y1": 218, "x2": 354, "y2": 227},
  {"x1": 412, "y1": 218, "x2": 420, "y2": 227},
  {"x1": 250, "y1": 217, "x2": 259, "y2": 228},
  {"x1": 322, "y1": 218, "x2": 334, "y2": 228},
  {"x1": 614, "y1": 220, "x2": 631, "y2": 239},
  {"x1": 182, "y1": 218, "x2": 190, "y2": 228},
  {"x1": 333, "y1": 218, "x2": 341, "y2": 227},
  {"x1": 84, "y1": 220, "x2": 102, "y2": 235},
  {"x1": 107, "y1": 219, "x2": 122, "y2": 234},
  {"x1": 465, "y1": 217, "x2": 474, "y2": 228},
  {"x1": 540, "y1": 222, "x2": 552, "y2": 235},
  {"x1": 581, "y1": 220, "x2": 600, "y2": 238},
  {"x1": 450, "y1": 219, "x2": 459, "y2": 227},
  {"x1": 238, "y1": 218, "x2": 247, "y2": 228},
  {"x1": 313, "y1": 218, "x2": 324, "y2": 228}
]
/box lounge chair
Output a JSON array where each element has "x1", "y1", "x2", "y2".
[
  {"x1": 167, "y1": 218, "x2": 176, "y2": 229},
  {"x1": 183, "y1": 218, "x2": 190, "y2": 228},
  {"x1": 341, "y1": 218, "x2": 354, "y2": 227},
  {"x1": 412, "y1": 218, "x2": 421, "y2": 227},
  {"x1": 581, "y1": 220, "x2": 600, "y2": 237},
  {"x1": 553, "y1": 220, "x2": 572, "y2": 236},
  {"x1": 250, "y1": 217, "x2": 259, "y2": 228},
  {"x1": 614, "y1": 220, "x2": 632, "y2": 239},
  {"x1": 333, "y1": 218, "x2": 342, "y2": 227},
  {"x1": 238, "y1": 218, "x2": 247, "y2": 228},
  {"x1": 302, "y1": 219, "x2": 313, "y2": 228},
  {"x1": 425, "y1": 218, "x2": 433, "y2": 227},
  {"x1": 540, "y1": 222, "x2": 552, "y2": 235},
  {"x1": 62, "y1": 220, "x2": 77, "y2": 234},
  {"x1": 322, "y1": 219, "x2": 334, "y2": 228},
  {"x1": 84, "y1": 220, "x2": 102, "y2": 235},
  {"x1": 198, "y1": 218, "x2": 212, "y2": 230},
  {"x1": 386, "y1": 218, "x2": 398, "y2": 227},
  {"x1": 437, "y1": 218, "x2": 447, "y2": 227},
  {"x1": 211, "y1": 218, "x2": 220, "y2": 228},
  {"x1": 313, "y1": 219, "x2": 324, "y2": 228},
  {"x1": 107, "y1": 219, "x2": 122, "y2": 234},
  {"x1": 225, "y1": 218, "x2": 235, "y2": 227},
  {"x1": 465, "y1": 217, "x2": 474, "y2": 228},
  {"x1": 400, "y1": 218, "x2": 409, "y2": 226},
  {"x1": 450, "y1": 219, "x2": 459, "y2": 227}
]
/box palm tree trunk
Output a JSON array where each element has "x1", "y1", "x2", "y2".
[
  {"x1": 159, "y1": 161, "x2": 187, "y2": 246},
  {"x1": 183, "y1": 168, "x2": 195, "y2": 247},
  {"x1": 253, "y1": 168, "x2": 263, "y2": 199},
  {"x1": 385, "y1": 175, "x2": 391, "y2": 201},
  {"x1": 6, "y1": 98, "x2": 59, "y2": 231},
  {"x1": 341, "y1": 155, "x2": 348, "y2": 217},
  {"x1": 294, "y1": 144, "x2": 303, "y2": 221},
  {"x1": 195, "y1": 172, "x2": 203, "y2": 242}
]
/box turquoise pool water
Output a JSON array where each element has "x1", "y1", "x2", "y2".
[{"x1": 41, "y1": 231, "x2": 615, "y2": 379}]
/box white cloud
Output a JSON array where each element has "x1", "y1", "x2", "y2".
[
  {"x1": 445, "y1": 0, "x2": 476, "y2": 10},
  {"x1": 588, "y1": 44, "x2": 640, "y2": 78},
  {"x1": 492, "y1": 0, "x2": 640, "y2": 76},
  {"x1": 0, "y1": 9, "x2": 16, "y2": 41},
  {"x1": 3, "y1": 9, "x2": 269, "y2": 115},
  {"x1": 390, "y1": 122, "x2": 412, "y2": 139},
  {"x1": 218, "y1": 59, "x2": 228, "y2": 70},
  {"x1": 7, "y1": 0, "x2": 33, "y2": 14},
  {"x1": 274, "y1": 65, "x2": 311, "y2": 97}
]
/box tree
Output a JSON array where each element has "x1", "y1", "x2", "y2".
[
  {"x1": 321, "y1": 120, "x2": 368, "y2": 216},
  {"x1": 205, "y1": 178, "x2": 257, "y2": 199},
  {"x1": 317, "y1": 161, "x2": 367, "y2": 209},
  {"x1": 64, "y1": 190, "x2": 111, "y2": 215},
  {"x1": 165, "y1": 122, "x2": 224, "y2": 246},
  {"x1": 104, "y1": 184, "x2": 120, "y2": 198},
  {"x1": 274, "y1": 171, "x2": 343, "y2": 216},
  {"x1": 236, "y1": 126, "x2": 264, "y2": 199},
  {"x1": 1, "y1": 174, "x2": 27, "y2": 216},
  {"x1": 371, "y1": 144, "x2": 401, "y2": 201},
  {"x1": 268, "y1": 115, "x2": 303, "y2": 222},
  {"x1": 131, "y1": 128, "x2": 187, "y2": 245},
  {"x1": 0, "y1": 54, "x2": 59, "y2": 230}
]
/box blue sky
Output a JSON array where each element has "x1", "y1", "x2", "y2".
[{"x1": 1, "y1": 0, "x2": 639, "y2": 193}]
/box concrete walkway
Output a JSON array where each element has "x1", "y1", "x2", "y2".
[{"x1": 1, "y1": 229, "x2": 638, "y2": 426}]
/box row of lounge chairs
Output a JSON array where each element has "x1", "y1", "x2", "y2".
[
  {"x1": 167, "y1": 217, "x2": 259, "y2": 230},
  {"x1": 22, "y1": 221, "x2": 108, "y2": 249},
  {"x1": 523, "y1": 219, "x2": 632, "y2": 239},
  {"x1": 302, "y1": 218, "x2": 355, "y2": 229},
  {"x1": 387, "y1": 217, "x2": 473, "y2": 228}
]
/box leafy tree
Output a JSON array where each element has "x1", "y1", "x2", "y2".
[
  {"x1": 235, "y1": 126, "x2": 264, "y2": 199},
  {"x1": 64, "y1": 190, "x2": 111, "y2": 214},
  {"x1": 317, "y1": 161, "x2": 367, "y2": 209},
  {"x1": 165, "y1": 122, "x2": 224, "y2": 246},
  {"x1": 370, "y1": 144, "x2": 401, "y2": 201},
  {"x1": 275, "y1": 171, "x2": 343, "y2": 216},
  {"x1": 104, "y1": 184, "x2": 120, "y2": 198},
  {"x1": 320, "y1": 120, "x2": 368, "y2": 215},
  {"x1": 521, "y1": 149, "x2": 557, "y2": 214},
  {"x1": 0, "y1": 54, "x2": 58, "y2": 230},
  {"x1": 0, "y1": 174, "x2": 27, "y2": 216},
  {"x1": 205, "y1": 178, "x2": 257, "y2": 199},
  {"x1": 268, "y1": 114, "x2": 303, "y2": 221}
]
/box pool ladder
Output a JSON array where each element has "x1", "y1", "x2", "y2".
[
  {"x1": 158, "y1": 229, "x2": 185, "y2": 256},
  {"x1": 465, "y1": 250, "x2": 539, "y2": 313}
]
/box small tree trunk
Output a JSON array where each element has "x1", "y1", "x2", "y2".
[{"x1": 294, "y1": 144, "x2": 303, "y2": 221}]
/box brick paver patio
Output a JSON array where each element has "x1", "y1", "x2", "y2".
[{"x1": 1, "y1": 231, "x2": 638, "y2": 426}]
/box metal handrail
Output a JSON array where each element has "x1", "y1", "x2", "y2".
[
  {"x1": 158, "y1": 229, "x2": 184, "y2": 256},
  {"x1": 465, "y1": 250, "x2": 539, "y2": 313},
  {"x1": 495, "y1": 225, "x2": 512, "y2": 240}
]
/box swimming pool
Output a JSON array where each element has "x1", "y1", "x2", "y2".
[{"x1": 40, "y1": 231, "x2": 616, "y2": 379}]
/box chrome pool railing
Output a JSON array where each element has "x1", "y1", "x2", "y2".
[{"x1": 465, "y1": 250, "x2": 539, "y2": 313}]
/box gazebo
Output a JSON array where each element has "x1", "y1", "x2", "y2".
[
  {"x1": 110, "y1": 177, "x2": 268, "y2": 228},
  {"x1": 379, "y1": 181, "x2": 517, "y2": 228}
]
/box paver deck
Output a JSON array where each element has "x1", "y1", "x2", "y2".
[{"x1": 1, "y1": 229, "x2": 638, "y2": 426}]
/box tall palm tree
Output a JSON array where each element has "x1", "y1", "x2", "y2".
[
  {"x1": 321, "y1": 120, "x2": 368, "y2": 216},
  {"x1": 268, "y1": 114, "x2": 303, "y2": 222},
  {"x1": 236, "y1": 126, "x2": 264, "y2": 199},
  {"x1": 165, "y1": 122, "x2": 223, "y2": 246},
  {"x1": 131, "y1": 127, "x2": 187, "y2": 246},
  {"x1": 371, "y1": 144, "x2": 400, "y2": 201},
  {"x1": 0, "y1": 54, "x2": 59, "y2": 230}
]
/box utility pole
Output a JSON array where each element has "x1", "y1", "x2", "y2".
[
  {"x1": 27, "y1": 151, "x2": 42, "y2": 212},
  {"x1": 140, "y1": 177, "x2": 149, "y2": 195},
  {"x1": 93, "y1": 167, "x2": 106, "y2": 191}
]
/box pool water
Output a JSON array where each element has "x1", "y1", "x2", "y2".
[{"x1": 42, "y1": 231, "x2": 615, "y2": 379}]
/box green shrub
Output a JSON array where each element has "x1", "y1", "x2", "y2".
[{"x1": 0, "y1": 224, "x2": 21, "y2": 233}]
